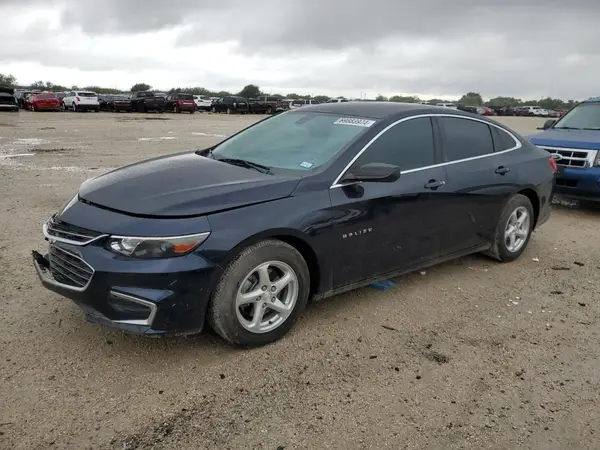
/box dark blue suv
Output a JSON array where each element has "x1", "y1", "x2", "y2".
[{"x1": 529, "y1": 97, "x2": 600, "y2": 201}]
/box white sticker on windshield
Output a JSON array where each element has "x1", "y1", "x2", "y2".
[
  {"x1": 333, "y1": 117, "x2": 376, "y2": 127},
  {"x1": 300, "y1": 161, "x2": 314, "y2": 169}
]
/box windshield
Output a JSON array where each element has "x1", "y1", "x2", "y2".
[
  {"x1": 78, "y1": 92, "x2": 96, "y2": 97},
  {"x1": 211, "y1": 112, "x2": 374, "y2": 173},
  {"x1": 554, "y1": 103, "x2": 600, "y2": 130}
]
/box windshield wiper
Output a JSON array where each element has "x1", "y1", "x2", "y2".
[{"x1": 215, "y1": 157, "x2": 271, "y2": 174}]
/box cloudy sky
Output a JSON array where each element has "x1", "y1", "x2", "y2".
[{"x1": 1, "y1": 0, "x2": 598, "y2": 100}]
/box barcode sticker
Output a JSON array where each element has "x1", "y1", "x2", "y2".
[{"x1": 333, "y1": 117, "x2": 376, "y2": 127}]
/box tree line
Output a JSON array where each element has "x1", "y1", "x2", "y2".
[{"x1": 0, "y1": 73, "x2": 582, "y2": 110}]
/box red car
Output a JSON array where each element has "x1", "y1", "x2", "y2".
[
  {"x1": 480, "y1": 106, "x2": 496, "y2": 116},
  {"x1": 29, "y1": 92, "x2": 61, "y2": 111}
]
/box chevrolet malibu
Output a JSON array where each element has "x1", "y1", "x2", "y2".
[{"x1": 33, "y1": 103, "x2": 557, "y2": 346}]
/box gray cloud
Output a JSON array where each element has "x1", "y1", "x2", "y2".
[{"x1": 1, "y1": 0, "x2": 600, "y2": 99}]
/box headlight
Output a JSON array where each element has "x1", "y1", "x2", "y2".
[
  {"x1": 594, "y1": 151, "x2": 600, "y2": 167},
  {"x1": 107, "y1": 232, "x2": 210, "y2": 259}
]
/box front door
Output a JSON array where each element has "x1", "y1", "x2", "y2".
[{"x1": 329, "y1": 116, "x2": 451, "y2": 288}]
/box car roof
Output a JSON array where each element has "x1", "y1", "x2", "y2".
[
  {"x1": 583, "y1": 97, "x2": 600, "y2": 103},
  {"x1": 297, "y1": 101, "x2": 468, "y2": 119}
]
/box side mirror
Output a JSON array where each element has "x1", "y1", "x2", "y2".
[
  {"x1": 541, "y1": 119, "x2": 556, "y2": 130},
  {"x1": 342, "y1": 163, "x2": 401, "y2": 183}
]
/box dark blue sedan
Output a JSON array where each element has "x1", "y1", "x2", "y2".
[{"x1": 33, "y1": 102, "x2": 557, "y2": 346}]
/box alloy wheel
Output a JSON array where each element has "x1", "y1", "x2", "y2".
[
  {"x1": 504, "y1": 206, "x2": 530, "y2": 253},
  {"x1": 235, "y1": 261, "x2": 299, "y2": 334}
]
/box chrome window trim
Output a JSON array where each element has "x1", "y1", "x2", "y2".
[
  {"x1": 330, "y1": 113, "x2": 522, "y2": 189},
  {"x1": 110, "y1": 291, "x2": 158, "y2": 327},
  {"x1": 43, "y1": 221, "x2": 108, "y2": 246}
]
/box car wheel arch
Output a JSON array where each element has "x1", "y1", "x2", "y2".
[
  {"x1": 517, "y1": 188, "x2": 540, "y2": 228},
  {"x1": 213, "y1": 229, "x2": 322, "y2": 299}
]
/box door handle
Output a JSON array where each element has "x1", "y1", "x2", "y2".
[
  {"x1": 424, "y1": 179, "x2": 446, "y2": 190},
  {"x1": 495, "y1": 166, "x2": 511, "y2": 175}
]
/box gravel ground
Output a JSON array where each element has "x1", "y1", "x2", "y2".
[{"x1": 0, "y1": 111, "x2": 599, "y2": 450}]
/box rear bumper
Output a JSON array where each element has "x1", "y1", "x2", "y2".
[
  {"x1": 35, "y1": 104, "x2": 60, "y2": 110},
  {"x1": 76, "y1": 104, "x2": 99, "y2": 110},
  {"x1": 555, "y1": 167, "x2": 600, "y2": 201}
]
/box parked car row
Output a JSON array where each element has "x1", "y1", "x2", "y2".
[{"x1": 10, "y1": 90, "x2": 339, "y2": 115}]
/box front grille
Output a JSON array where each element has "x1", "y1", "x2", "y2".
[
  {"x1": 48, "y1": 245, "x2": 94, "y2": 289},
  {"x1": 46, "y1": 218, "x2": 103, "y2": 244},
  {"x1": 539, "y1": 147, "x2": 592, "y2": 168}
]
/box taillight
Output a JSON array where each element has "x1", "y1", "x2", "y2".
[
  {"x1": 76, "y1": 97, "x2": 80, "y2": 102},
  {"x1": 549, "y1": 157, "x2": 558, "y2": 173}
]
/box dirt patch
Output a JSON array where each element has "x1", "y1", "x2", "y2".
[
  {"x1": 30, "y1": 148, "x2": 78, "y2": 154},
  {"x1": 116, "y1": 116, "x2": 172, "y2": 122}
]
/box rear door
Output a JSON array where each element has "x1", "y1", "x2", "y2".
[
  {"x1": 330, "y1": 116, "x2": 450, "y2": 287},
  {"x1": 435, "y1": 115, "x2": 521, "y2": 254}
]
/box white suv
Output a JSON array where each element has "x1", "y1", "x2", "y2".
[
  {"x1": 62, "y1": 91, "x2": 100, "y2": 112},
  {"x1": 521, "y1": 105, "x2": 549, "y2": 117},
  {"x1": 193, "y1": 95, "x2": 213, "y2": 111}
]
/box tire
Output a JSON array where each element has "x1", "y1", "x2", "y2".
[
  {"x1": 226, "y1": 107, "x2": 232, "y2": 114},
  {"x1": 190, "y1": 109, "x2": 195, "y2": 114},
  {"x1": 72, "y1": 103, "x2": 77, "y2": 112},
  {"x1": 211, "y1": 106, "x2": 216, "y2": 113},
  {"x1": 174, "y1": 105, "x2": 180, "y2": 113},
  {"x1": 484, "y1": 194, "x2": 535, "y2": 262},
  {"x1": 208, "y1": 239, "x2": 310, "y2": 347},
  {"x1": 266, "y1": 106, "x2": 273, "y2": 114},
  {"x1": 137, "y1": 103, "x2": 146, "y2": 113},
  {"x1": 32, "y1": 104, "x2": 37, "y2": 112}
]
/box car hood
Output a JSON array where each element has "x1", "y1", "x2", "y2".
[
  {"x1": 78, "y1": 152, "x2": 300, "y2": 217},
  {"x1": 528, "y1": 128, "x2": 600, "y2": 150}
]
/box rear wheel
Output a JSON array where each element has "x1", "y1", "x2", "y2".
[
  {"x1": 174, "y1": 104, "x2": 181, "y2": 113},
  {"x1": 266, "y1": 106, "x2": 273, "y2": 114},
  {"x1": 72, "y1": 103, "x2": 77, "y2": 112},
  {"x1": 226, "y1": 107, "x2": 232, "y2": 114},
  {"x1": 485, "y1": 194, "x2": 534, "y2": 262},
  {"x1": 208, "y1": 240, "x2": 310, "y2": 347},
  {"x1": 211, "y1": 106, "x2": 217, "y2": 113}
]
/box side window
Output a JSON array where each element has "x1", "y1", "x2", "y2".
[
  {"x1": 491, "y1": 127, "x2": 518, "y2": 152},
  {"x1": 438, "y1": 117, "x2": 494, "y2": 161},
  {"x1": 353, "y1": 117, "x2": 436, "y2": 172}
]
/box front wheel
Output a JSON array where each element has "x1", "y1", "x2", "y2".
[
  {"x1": 485, "y1": 194, "x2": 534, "y2": 262},
  {"x1": 208, "y1": 240, "x2": 310, "y2": 347},
  {"x1": 211, "y1": 106, "x2": 216, "y2": 113},
  {"x1": 226, "y1": 107, "x2": 232, "y2": 114}
]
